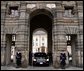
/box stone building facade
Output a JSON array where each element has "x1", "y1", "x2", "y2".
[
  {"x1": 33, "y1": 30, "x2": 47, "y2": 53},
  {"x1": 1, "y1": 1, "x2": 83, "y2": 68}
]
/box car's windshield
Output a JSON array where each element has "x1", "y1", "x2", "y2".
[{"x1": 34, "y1": 53, "x2": 47, "y2": 57}]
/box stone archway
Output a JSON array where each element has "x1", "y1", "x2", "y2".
[{"x1": 29, "y1": 9, "x2": 53, "y2": 66}]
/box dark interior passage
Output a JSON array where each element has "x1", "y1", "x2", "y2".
[
  {"x1": 71, "y1": 34, "x2": 77, "y2": 66},
  {"x1": 6, "y1": 34, "x2": 12, "y2": 65}
]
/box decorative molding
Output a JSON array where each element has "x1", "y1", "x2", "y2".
[
  {"x1": 64, "y1": 26, "x2": 78, "y2": 34},
  {"x1": 46, "y1": 4, "x2": 56, "y2": 8},
  {"x1": 27, "y1": 4, "x2": 36, "y2": 9},
  {"x1": 62, "y1": 1, "x2": 76, "y2": 6},
  {"x1": 4, "y1": 26, "x2": 18, "y2": 34}
]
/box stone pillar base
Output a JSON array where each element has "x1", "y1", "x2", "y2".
[
  {"x1": 21, "y1": 51, "x2": 28, "y2": 68},
  {"x1": 53, "y1": 59, "x2": 60, "y2": 68},
  {"x1": 52, "y1": 52, "x2": 60, "y2": 68},
  {"x1": 21, "y1": 59, "x2": 28, "y2": 68}
]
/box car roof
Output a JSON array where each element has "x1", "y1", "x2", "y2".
[{"x1": 34, "y1": 52, "x2": 46, "y2": 54}]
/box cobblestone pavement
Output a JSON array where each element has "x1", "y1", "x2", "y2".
[{"x1": 1, "y1": 65, "x2": 83, "y2": 70}]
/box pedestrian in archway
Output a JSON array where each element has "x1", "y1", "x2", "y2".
[
  {"x1": 60, "y1": 53, "x2": 66, "y2": 69},
  {"x1": 16, "y1": 51, "x2": 22, "y2": 68}
]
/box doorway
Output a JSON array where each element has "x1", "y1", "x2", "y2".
[
  {"x1": 66, "y1": 34, "x2": 77, "y2": 66},
  {"x1": 6, "y1": 34, "x2": 16, "y2": 65}
]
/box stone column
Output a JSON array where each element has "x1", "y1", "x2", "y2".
[
  {"x1": 52, "y1": 23, "x2": 67, "y2": 68},
  {"x1": 76, "y1": 1, "x2": 83, "y2": 67},
  {"x1": 76, "y1": 26, "x2": 83, "y2": 67},
  {"x1": 1, "y1": 1, "x2": 6, "y2": 65},
  {"x1": 15, "y1": 3, "x2": 28, "y2": 67},
  {"x1": 52, "y1": 4, "x2": 68, "y2": 68}
]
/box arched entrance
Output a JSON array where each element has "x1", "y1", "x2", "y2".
[{"x1": 29, "y1": 9, "x2": 53, "y2": 66}]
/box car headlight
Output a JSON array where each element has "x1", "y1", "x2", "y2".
[
  {"x1": 46, "y1": 59, "x2": 49, "y2": 61},
  {"x1": 33, "y1": 59, "x2": 36, "y2": 61}
]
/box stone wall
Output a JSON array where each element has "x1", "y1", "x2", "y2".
[{"x1": 1, "y1": 1, "x2": 83, "y2": 67}]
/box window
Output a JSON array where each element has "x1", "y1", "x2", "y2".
[
  {"x1": 38, "y1": 48, "x2": 40, "y2": 52},
  {"x1": 33, "y1": 42, "x2": 34, "y2": 46},
  {"x1": 36, "y1": 38, "x2": 38, "y2": 41},
  {"x1": 8, "y1": 6, "x2": 18, "y2": 17},
  {"x1": 42, "y1": 37, "x2": 44, "y2": 41},
  {"x1": 42, "y1": 43, "x2": 44, "y2": 46},
  {"x1": 36, "y1": 43, "x2": 38, "y2": 46},
  {"x1": 12, "y1": 41, "x2": 15, "y2": 46},
  {"x1": 64, "y1": 6, "x2": 75, "y2": 17},
  {"x1": 66, "y1": 35, "x2": 71, "y2": 45},
  {"x1": 12, "y1": 35, "x2": 15, "y2": 41},
  {"x1": 66, "y1": 35, "x2": 71, "y2": 41},
  {"x1": 68, "y1": 36, "x2": 71, "y2": 41}
]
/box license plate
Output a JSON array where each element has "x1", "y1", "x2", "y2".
[{"x1": 40, "y1": 62, "x2": 43, "y2": 64}]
